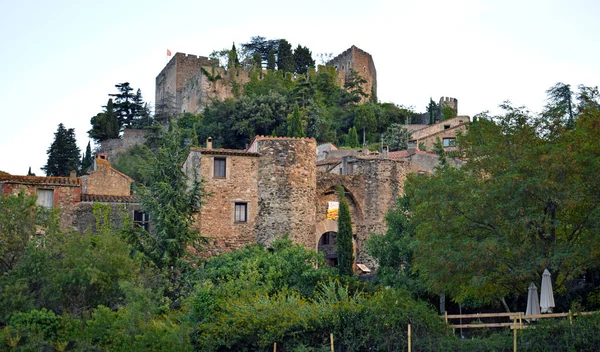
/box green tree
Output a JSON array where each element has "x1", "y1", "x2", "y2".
[
  {"x1": 544, "y1": 82, "x2": 575, "y2": 129},
  {"x1": 0, "y1": 191, "x2": 57, "y2": 274},
  {"x1": 345, "y1": 127, "x2": 360, "y2": 148},
  {"x1": 80, "y1": 141, "x2": 93, "y2": 174},
  {"x1": 366, "y1": 196, "x2": 425, "y2": 296},
  {"x1": 88, "y1": 99, "x2": 120, "y2": 142},
  {"x1": 228, "y1": 43, "x2": 240, "y2": 69},
  {"x1": 407, "y1": 99, "x2": 600, "y2": 305},
  {"x1": 343, "y1": 70, "x2": 368, "y2": 104},
  {"x1": 354, "y1": 103, "x2": 377, "y2": 145},
  {"x1": 109, "y1": 82, "x2": 147, "y2": 128},
  {"x1": 124, "y1": 124, "x2": 203, "y2": 274},
  {"x1": 26, "y1": 167, "x2": 35, "y2": 176},
  {"x1": 287, "y1": 103, "x2": 305, "y2": 138},
  {"x1": 336, "y1": 185, "x2": 354, "y2": 276},
  {"x1": 293, "y1": 44, "x2": 315, "y2": 75},
  {"x1": 382, "y1": 123, "x2": 411, "y2": 151},
  {"x1": 42, "y1": 123, "x2": 81, "y2": 177},
  {"x1": 277, "y1": 39, "x2": 294, "y2": 73},
  {"x1": 267, "y1": 47, "x2": 276, "y2": 70},
  {"x1": 252, "y1": 51, "x2": 263, "y2": 70},
  {"x1": 431, "y1": 137, "x2": 447, "y2": 167},
  {"x1": 440, "y1": 104, "x2": 457, "y2": 120},
  {"x1": 427, "y1": 98, "x2": 438, "y2": 125}
]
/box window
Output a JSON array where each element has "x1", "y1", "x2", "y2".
[
  {"x1": 134, "y1": 211, "x2": 150, "y2": 231},
  {"x1": 234, "y1": 202, "x2": 247, "y2": 222},
  {"x1": 443, "y1": 138, "x2": 456, "y2": 147},
  {"x1": 444, "y1": 124, "x2": 451, "y2": 130},
  {"x1": 36, "y1": 189, "x2": 54, "y2": 209},
  {"x1": 214, "y1": 157, "x2": 226, "y2": 178}
]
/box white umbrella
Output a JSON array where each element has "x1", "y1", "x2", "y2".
[
  {"x1": 525, "y1": 283, "x2": 540, "y2": 320},
  {"x1": 540, "y1": 269, "x2": 555, "y2": 313}
]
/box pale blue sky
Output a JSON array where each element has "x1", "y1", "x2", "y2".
[{"x1": 1, "y1": 0, "x2": 599, "y2": 175}]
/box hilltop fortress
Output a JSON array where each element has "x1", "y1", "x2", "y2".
[{"x1": 155, "y1": 45, "x2": 377, "y2": 115}]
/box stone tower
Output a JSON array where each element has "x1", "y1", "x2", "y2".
[
  {"x1": 439, "y1": 96, "x2": 458, "y2": 112},
  {"x1": 327, "y1": 45, "x2": 377, "y2": 102},
  {"x1": 251, "y1": 137, "x2": 317, "y2": 249},
  {"x1": 155, "y1": 53, "x2": 218, "y2": 116}
]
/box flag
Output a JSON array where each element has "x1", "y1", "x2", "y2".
[{"x1": 167, "y1": 49, "x2": 172, "y2": 56}]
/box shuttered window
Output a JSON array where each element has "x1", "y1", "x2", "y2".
[{"x1": 234, "y1": 202, "x2": 247, "y2": 222}]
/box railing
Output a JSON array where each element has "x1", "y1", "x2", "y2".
[{"x1": 443, "y1": 311, "x2": 595, "y2": 329}]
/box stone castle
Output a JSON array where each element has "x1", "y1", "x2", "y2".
[{"x1": 155, "y1": 45, "x2": 378, "y2": 115}]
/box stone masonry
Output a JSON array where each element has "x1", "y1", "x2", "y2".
[{"x1": 327, "y1": 45, "x2": 377, "y2": 101}]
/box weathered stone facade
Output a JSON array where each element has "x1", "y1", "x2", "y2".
[
  {"x1": 99, "y1": 128, "x2": 147, "y2": 161},
  {"x1": 0, "y1": 175, "x2": 82, "y2": 231},
  {"x1": 254, "y1": 137, "x2": 317, "y2": 249},
  {"x1": 183, "y1": 147, "x2": 260, "y2": 257},
  {"x1": 181, "y1": 67, "x2": 250, "y2": 114},
  {"x1": 327, "y1": 45, "x2": 377, "y2": 101},
  {"x1": 409, "y1": 116, "x2": 469, "y2": 152},
  {"x1": 81, "y1": 154, "x2": 133, "y2": 196},
  {"x1": 155, "y1": 53, "x2": 219, "y2": 114}
]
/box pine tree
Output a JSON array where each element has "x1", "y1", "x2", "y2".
[
  {"x1": 88, "y1": 99, "x2": 120, "y2": 142},
  {"x1": 427, "y1": 98, "x2": 438, "y2": 125},
  {"x1": 42, "y1": 123, "x2": 81, "y2": 177},
  {"x1": 124, "y1": 123, "x2": 203, "y2": 275},
  {"x1": 336, "y1": 184, "x2": 354, "y2": 276},
  {"x1": 287, "y1": 103, "x2": 305, "y2": 138},
  {"x1": 80, "y1": 141, "x2": 93, "y2": 174},
  {"x1": 277, "y1": 39, "x2": 294, "y2": 73},
  {"x1": 267, "y1": 48, "x2": 276, "y2": 70},
  {"x1": 293, "y1": 44, "x2": 315, "y2": 75}
]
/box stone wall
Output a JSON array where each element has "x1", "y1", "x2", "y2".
[
  {"x1": 327, "y1": 46, "x2": 377, "y2": 102},
  {"x1": 255, "y1": 137, "x2": 317, "y2": 249},
  {"x1": 155, "y1": 53, "x2": 219, "y2": 114},
  {"x1": 410, "y1": 116, "x2": 468, "y2": 140},
  {"x1": 416, "y1": 124, "x2": 468, "y2": 152},
  {"x1": 181, "y1": 67, "x2": 250, "y2": 114},
  {"x1": 81, "y1": 160, "x2": 132, "y2": 196},
  {"x1": 184, "y1": 148, "x2": 260, "y2": 257},
  {"x1": 1, "y1": 182, "x2": 81, "y2": 231},
  {"x1": 99, "y1": 129, "x2": 147, "y2": 161},
  {"x1": 72, "y1": 202, "x2": 139, "y2": 233}
]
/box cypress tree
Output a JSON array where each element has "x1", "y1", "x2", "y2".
[
  {"x1": 81, "y1": 141, "x2": 93, "y2": 174},
  {"x1": 277, "y1": 39, "x2": 294, "y2": 73},
  {"x1": 27, "y1": 167, "x2": 35, "y2": 176},
  {"x1": 287, "y1": 103, "x2": 305, "y2": 138},
  {"x1": 267, "y1": 48, "x2": 276, "y2": 70},
  {"x1": 345, "y1": 127, "x2": 360, "y2": 148},
  {"x1": 42, "y1": 123, "x2": 81, "y2": 177},
  {"x1": 336, "y1": 184, "x2": 354, "y2": 276}
]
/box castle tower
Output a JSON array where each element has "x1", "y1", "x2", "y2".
[
  {"x1": 251, "y1": 137, "x2": 317, "y2": 249},
  {"x1": 439, "y1": 96, "x2": 458, "y2": 113},
  {"x1": 155, "y1": 53, "x2": 218, "y2": 116},
  {"x1": 327, "y1": 45, "x2": 377, "y2": 102}
]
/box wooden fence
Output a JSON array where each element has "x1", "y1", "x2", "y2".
[{"x1": 442, "y1": 311, "x2": 594, "y2": 329}]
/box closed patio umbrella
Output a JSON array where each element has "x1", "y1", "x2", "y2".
[
  {"x1": 525, "y1": 283, "x2": 540, "y2": 320},
  {"x1": 540, "y1": 269, "x2": 555, "y2": 313}
]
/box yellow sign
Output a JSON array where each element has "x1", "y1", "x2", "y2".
[{"x1": 327, "y1": 201, "x2": 339, "y2": 220}]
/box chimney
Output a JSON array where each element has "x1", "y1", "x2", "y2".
[
  {"x1": 206, "y1": 137, "x2": 213, "y2": 149},
  {"x1": 97, "y1": 153, "x2": 108, "y2": 161},
  {"x1": 69, "y1": 170, "x2": 77, "y2": 178}
]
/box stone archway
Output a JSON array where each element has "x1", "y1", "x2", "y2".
[{"x1": 317, "y1": 231, "x2": 338, "y2": 267}]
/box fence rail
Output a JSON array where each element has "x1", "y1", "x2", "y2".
[{"x1": 443, "y1": 311, "x2": 595, "y2": 329}]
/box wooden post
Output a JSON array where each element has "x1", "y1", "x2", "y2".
[
  {"x1": 569, "y1": 310, "x2": 573, "y2": 325},
  {"x1": 519, "y1": 312, "x2": 523, "y2": 329},
  {"x1": 273, "y1": 342, "x2": 277, "y2": 352},
  {"x1": 445, "y1": 311, "x2": 448, "y2": 323},
  {"x1": 408, "y1": 324, "x2": 412, "y2": 352},
  {"x1": 513, "y1": 316, "x2": 517, "y2": 352},
  {"x1": 330, "y1": 333, "x2": 334, "y2": 352}
]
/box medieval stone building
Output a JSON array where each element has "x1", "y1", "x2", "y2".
[{"x1": 327, "y1": 45, "x2": 377, "y2": 101}]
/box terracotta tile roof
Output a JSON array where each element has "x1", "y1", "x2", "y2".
[
  {"x1": 0, "y1": 174, "x2": 81, "y2": 186},
  {"x1": 81, "y1": 194, "x2": 140, "y2": 203},
  {"x1": 190, "y1": 147, "x2": 260, "y2": 157},
  {"x1": 252, "y1": 135, "x2": 316, "y2": 142},
  {"x1": 387, "y1": 150, "x2": 410, "y2": 159}
]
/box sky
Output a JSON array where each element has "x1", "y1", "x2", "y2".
[{"x1": 1, "y1": 0, "x2": 599, "y2": 175}]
